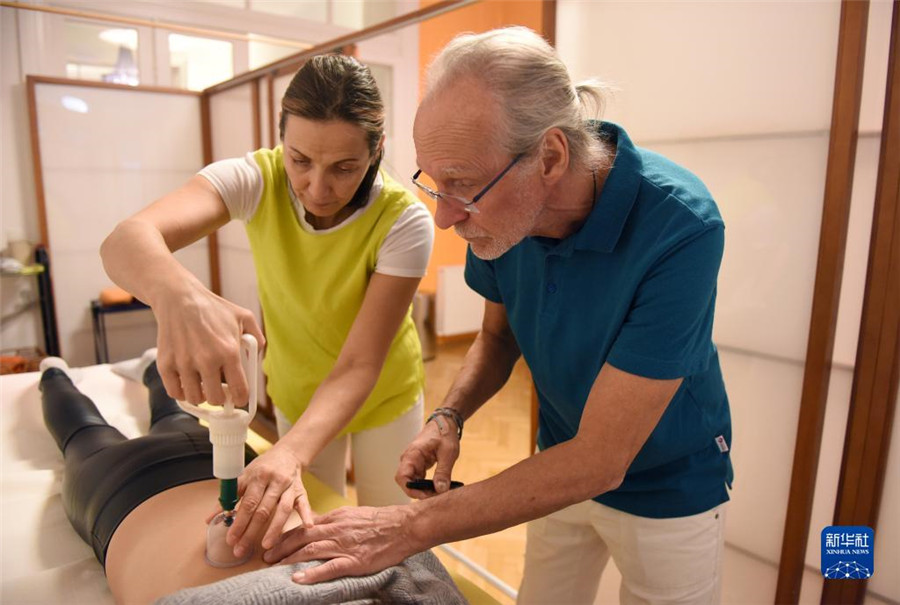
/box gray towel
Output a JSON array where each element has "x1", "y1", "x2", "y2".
[{"x1": 156, "y1": 551, "x2": 468, "y2": 605}]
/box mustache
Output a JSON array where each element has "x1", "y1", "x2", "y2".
[{"x1": 454, "y1": 224, "x2": 486, "y2": 240}]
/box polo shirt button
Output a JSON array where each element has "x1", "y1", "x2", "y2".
[{"x1": 547, "y1": 283, "x2": 557, "y2": 294}]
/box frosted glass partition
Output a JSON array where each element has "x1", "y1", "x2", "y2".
[
  {"x1": 357, "y1": 24, "x2": 420, "y2": 183},
  {"x1": 33, "y1": 81, "x2": 207, "y2": 366},
  {"x1": 649, "y1": 136, "x2": 827, "y2": 362},
  {"x1": 558, "y1": 1, "x2": 841, "y2": 142},
  {"x1": 207, "y1": 82, "x2": 260, "y2": 323},
  {"x1": 867, "y1": 391, "x2": 900, "y2": 603},
  {"x1": 272, "y1": 72, "x2": 292, "y2": 137},
  {"x1": 209, "y1": 83, "x2": 255, "y2": 161}
]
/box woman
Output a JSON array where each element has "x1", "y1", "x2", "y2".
[
  {"x1": 37, "y1": 357, "x2": 463, "y2": 604},
  {"x1": 100, "y1": 54, "x2": 433, "y2": 562}
]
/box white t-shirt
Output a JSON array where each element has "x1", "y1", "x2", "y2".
[{"x1": 198, "y1": 153, "x2": 434, "y2": 278}]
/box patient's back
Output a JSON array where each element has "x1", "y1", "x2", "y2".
[{"x1": 105, "y1": 480, "x2": 276, "y2": 604}]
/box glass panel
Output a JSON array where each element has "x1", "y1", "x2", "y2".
[
  {"x1": 248, "y1": 37, "x2": 302, "y2": 71},
  {"x1": 64, "y1": 20, "x2": 139, "y2": 86},
  {"x1": 249, "y1": 0, "x2": 328, "y2": 23},
  {"x1": 331, "y1": 1, "x2": 363, "y2": 29},
  {"x1": 168, "y1": 34, "x2": 234, "y2": 91},
  {"x1": 192, "y1": 0, "x2": 247, "y2": 7},
  {"x1": 332, "y1": 1, "x2": 399, "y2": 29},
  {"x1": 32, "y1": 82, "x2": 206, "y2": 365},
  {"x1": 367, "y1": 62, "x2": 393, "y2": 140}
]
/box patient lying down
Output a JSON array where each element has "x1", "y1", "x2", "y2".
[{"x1": 39, "y1": 357, "x2": 464, "y2": 604}]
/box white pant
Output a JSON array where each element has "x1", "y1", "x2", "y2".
[
  {"x1": 517, "y1": 499, "x2": 727, "y2": 605},
  {"x1": 275, "y1": 396, "x2": 423, "y2": 507}
]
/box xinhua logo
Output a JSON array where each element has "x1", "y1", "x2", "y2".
[{"x1": 821, "y1": 526, "x2": 874, "y2": 579}]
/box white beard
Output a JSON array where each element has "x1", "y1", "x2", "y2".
[{"x1": 456, "y1": 172, "x2": 543, "y2": 260}]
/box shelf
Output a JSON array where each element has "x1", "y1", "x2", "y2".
[{"x1": 0, "y1": 264, "x2": 45, "y2": 277}]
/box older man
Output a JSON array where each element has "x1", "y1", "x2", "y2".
[{"x1": 265, "y1": 27, "x2": 732, "y2": 605}]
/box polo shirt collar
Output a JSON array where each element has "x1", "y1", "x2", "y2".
[{"x1": 572, "y1": 121, "x2": 643, "y2": 254}]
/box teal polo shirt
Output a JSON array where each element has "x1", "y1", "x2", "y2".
[{"x1": 465, "y1": 122, "x2": 732, "y2": 518}]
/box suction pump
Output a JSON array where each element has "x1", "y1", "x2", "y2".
[{"x1": 177, "y1": 334, "x2": 260, "y2": 568}]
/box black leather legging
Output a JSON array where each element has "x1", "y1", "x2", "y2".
[{"x1": 40, "y1": 363, "x2": 256, "y2": 566}]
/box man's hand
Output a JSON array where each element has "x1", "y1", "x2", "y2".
[
  {"x1": 263, "y1": 505, "x2": 418, "y2": 584},
  {"x1": 395, "y1": 417, "x2": 460, "y2": 497},
  {"x1": 225, "y1": 444, "x2": 315, "y2": 559}
]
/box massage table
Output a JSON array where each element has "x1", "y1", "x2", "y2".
[{"x1": 0, "y1": 365, "x2": 497, "y2": 604}]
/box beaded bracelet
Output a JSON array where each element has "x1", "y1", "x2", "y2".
[{"x1": 427, "y1": 407, "x2": 464, "y2": 440}]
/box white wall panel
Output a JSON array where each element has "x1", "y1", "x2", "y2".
[
  {"x1": 218, "y1": 247, "x2": 261, "y2": 321},
  {"x1": 209, "y1": 83, "x2": 255, "y2": 161},
  {"x1": 867, "y1": 390, "x2": 900, "y2": 602},
  {"x1": 859, "y1": 0, "x2": 895, "y2": 133},
  {"x1": 358, "y1": 25, "x2": 420, "y2": 185},
  {"x1": 557, "y1": 0, "x2": 840, "y2": 142},
  {"x1": 259, "y1": 79, "x2": 272, "y2": 148},
  {"x1": 719, "y1": 348, "x2": 803, "y2": 565},
  {"x1": 207, "y1": 81, "x2": 258, "y2": 319},
  {"x1": 646, "y1": 136, "x2": 828, "y2": 363},
  {"x1": 272, "y1": 74, "x2": 292, "y2": 138},
  {"x1": 33, "y1": 82, "x2": 205, "y2": 365},
  {"x1": 833, "y1": 136, "x2": 879, "y2": 367},
  {"x1": 436, "y1": 265, "x2": 484, "y2": 336},
  {"x1": 799, "y1": 367, "x2": 852, "y2": 603}
]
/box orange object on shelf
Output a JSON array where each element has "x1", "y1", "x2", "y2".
[
  {"x1": 99, "y1": 286, "x2": 134, "y2": 307},
  {"x1": 0, "y1": 347, "x2": 46, "y2": 374}
]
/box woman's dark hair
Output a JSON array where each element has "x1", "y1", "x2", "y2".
[
  {"x1": 280, "y1": 54, "x2": 384, "y2": 153},
  {"x1": 280, "y1": 54, "x2": 385, "y2": 208}
]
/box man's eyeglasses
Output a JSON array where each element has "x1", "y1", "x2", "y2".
[{"x1": 411, "y1": 154, "x2": 524, "y2": 214}]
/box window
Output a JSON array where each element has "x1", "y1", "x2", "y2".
[
  {"x1": 248, "y1": 36, "x2": 304, "y2": 71},
  {"x1": 168, "y1": 34, "x2": 233, "y2": 91},
  {"x1": 64, "y1": 21, "x2": 139, "y2": 86}
]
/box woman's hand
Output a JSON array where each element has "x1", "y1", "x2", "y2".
[
  {"x1": 262, "y1": 505, "x2": 418, "y2": 584},
  {"x1": 226, "y1": 444, "x2": 315, "y2": 558},
  {"x1": 395, "y1": 417, "x2": 460, "y2": 498},
  {"x1": 153, "y1": 282, "x2": 265, "y2": 406}
]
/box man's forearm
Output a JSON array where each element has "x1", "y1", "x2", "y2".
[
  {"x1": 439, "y1": 328, "x2": 521, "y2": 420},
  {"x1": 406, "y1": 436, "x2": 622, "y2": 551}
]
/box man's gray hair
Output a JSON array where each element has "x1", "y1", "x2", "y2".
[{"x1": 424, "y1": 26, "x2": 610, "y2": 171}]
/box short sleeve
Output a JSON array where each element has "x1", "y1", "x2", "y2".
[
  {"x1": 607, "y1": 225, "x2": 725, "y2": 380},
  {"x1": 464, "y1": 247, "x2": 503, "y2": 303},
  {"x1": 197, "y1": 152, "x2": 263, "y2": 222},
  {"x1": 375, "y1": 202, "x2": 435, "y2": 278}
]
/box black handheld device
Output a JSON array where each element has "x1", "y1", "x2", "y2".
[{"x1": 405, "y1": 479, "x2": 464, "y2": 491}]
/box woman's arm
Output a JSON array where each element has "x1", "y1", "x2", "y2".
[
  {"x1": 228, "y1": 272, "x2": 422, "y2": 552},
  {"x1": 100, "y1": 175, "x2": 265, "y2": 405}
]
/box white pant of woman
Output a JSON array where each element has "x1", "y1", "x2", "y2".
[
  {"x1": 517, "y1": 499, "x2": 727, "y2": 605},
  {"x1": 275, "y1": 396, "x2": 423, "y2": 507}
]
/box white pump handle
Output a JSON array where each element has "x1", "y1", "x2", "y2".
[
  {"x1": 176, "y1": 333, "x2": 259, "y2": 421},
  {"x1": 176, "y1": 334, "x2": 260, "y2": 480}
]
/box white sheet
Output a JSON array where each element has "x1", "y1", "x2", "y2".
[{"x1": 0, "y1": 365, "x2": 153, "y2": 605}]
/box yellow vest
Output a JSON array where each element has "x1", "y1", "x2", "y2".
[{"x1": 246, "y1": 147, "x2": 424, "y2": 434}]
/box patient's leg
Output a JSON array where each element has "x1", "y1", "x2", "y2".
[
  {"x1": 40, "y1": 364, "x2": 128, "y2": 463},
  {"x1": 143, "y1": 361, "x2": 204, "y2": 435}
]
